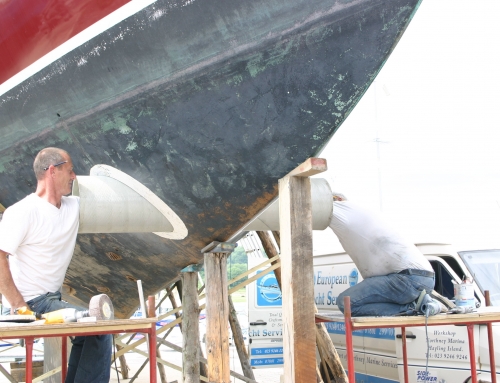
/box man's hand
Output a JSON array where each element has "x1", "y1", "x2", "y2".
[
  {"x1": 0, "y1": 249, "x2": 28, "y2": 313},
  {"x1": 15, "y1": 306, "x2": 36, "y2": 315}
]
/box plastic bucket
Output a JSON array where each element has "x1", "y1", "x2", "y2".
[{"x1": 454, "y1": 282, "x2": 475, "y2": 308}]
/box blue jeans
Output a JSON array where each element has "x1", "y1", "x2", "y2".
[
  {"x1": 25, "y1": 292, "x2": 111, "y2": 383},
  {"x1": 337, "y1": 273, "x2": 435, "y2": 317}
]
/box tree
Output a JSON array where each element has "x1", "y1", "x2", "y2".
[
  {"x1": 199, "y1": 247, "x2": 248, "y2": 289},
  {"x1": 227, "y1": 247, "x2": 248, "y2": 289},
  {"x1": 230, "y1": 246, "x2": 248, "y2": 265}
]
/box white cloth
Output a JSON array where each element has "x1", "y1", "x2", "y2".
[
  {"x1": 329, "y1": 200, "x2": 432, "y2": 278},
  {"x1": 0, "y1": 194, "x2": 79, "y2": 306}
]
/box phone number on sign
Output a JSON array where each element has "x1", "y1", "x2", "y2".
[{"x1": 425, "y1": 353, "x2": 468, "y2": 360}]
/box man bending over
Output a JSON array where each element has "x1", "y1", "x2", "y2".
[{"x1": 329, "y1": 193, "x2": 440, "y2": 317}]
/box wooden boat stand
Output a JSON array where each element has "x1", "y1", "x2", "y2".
[
  {"x1": 107, "y1": 253, "x2": 272, "y2": 383},
  {"x1": 316, "y1": 295, "x2": 500, "y2": 383},
  {"x1": 179, "y1": 157, "x2": 339, "y2": 383},
  {"x1": 164, "y1": 157, "x2": 330, "y2": 383}
]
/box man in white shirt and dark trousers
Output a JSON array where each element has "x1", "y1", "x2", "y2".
[
  {"x1": 0, "y1": 147, "x2": 111, "y2": 382},
  {"x1": 329, "y1": 193, "x2": 443, "y2": 317}
]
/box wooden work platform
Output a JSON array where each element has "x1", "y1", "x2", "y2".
[
  {"x1": 0, "y1": 318, "x2": 159, "y2": 383},
  {"x1": 316, "y1": 304, "x2": 500, "y2": 383},
  {"x1": 316, "y1": 306, "x2": 500, "y2": 328},
  {"x1": 0, "y1": 317, "x2": 157, "y2": 338}
]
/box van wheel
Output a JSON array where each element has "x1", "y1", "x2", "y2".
[{"x1": 463, "y1": 374, "x2": 486, "y2": 383}]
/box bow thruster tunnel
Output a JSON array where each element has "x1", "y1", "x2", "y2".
[{"x1": 72, "y1": 164, "x2": 188, "y2": 239}]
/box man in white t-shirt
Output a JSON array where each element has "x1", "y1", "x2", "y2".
[
  {"x1": 329, "y1": 193, "x2": 438, "y2": 317},
  {"x1": 0, "y1": 147, "x2": 111, "y2": 383}
]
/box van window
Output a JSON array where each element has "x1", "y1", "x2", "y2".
[
  {"x1": 430, "y1": 260, "x2": 455, "y2": 300},
  {"x1": 436, "y1": 255, "x2": 464, "y2": 280},
  {"x1": 460, "y1": 249, "x2": 500, "y2": 306}
]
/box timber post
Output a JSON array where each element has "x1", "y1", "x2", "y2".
[
  {"x1": 228, "y1": 295, "x2": 255, "y2": 380},
  {"x1": 279, "y1": 158, "x2": 327, "y2": 383},
  {"x1": 257, "y1": 230, "x2": 346, "y2": 381},
  {"x1": 272, "y1": 231, "x2": 280, "y2": 249},
  {"x1": 167, "y1": 285, "x2": 182, "y2": 332},
  {"x1": 115, "y1": 341, "x2": 130, "y2": 379},
  {"x1": 181, "y1": 264, "x2": 203, "y2": 383},
  {"x1": 203, "y1": 241, "x2": 236, "y2": 383},
  {"x1": 256, "y1": 231, "x2": 282, "y2": 290},
  {"x1": 43, "y1": 338, "x2": 71, "y2": 383}
]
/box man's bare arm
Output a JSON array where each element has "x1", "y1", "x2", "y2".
[{"x1": 0, "y1": 249, "x2": 28, "y2": 311}]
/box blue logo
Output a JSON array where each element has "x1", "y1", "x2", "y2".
[
  {"x1": 256, "y1": 272, "x2": 282, "y2": 307},
  {"x1": 349, "y1": 269, "x2": 359, "y2": 286}
]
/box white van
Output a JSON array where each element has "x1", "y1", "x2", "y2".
[{"x1": 248, "y1": 243, "x2": 500, "y2": 383}]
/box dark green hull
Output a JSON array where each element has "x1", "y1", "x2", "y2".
[{"x1": 0, "y1": 0, "x2": 421, "y2": 317}]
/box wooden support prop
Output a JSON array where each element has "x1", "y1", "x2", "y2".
[
  {"x1": 228, "y1": 295, "x2": 255, "y2": 381},
  {"x1": 256, "y1": 231, "x2": 282, "y2": 290},
  {"x1": 272, "y1": 231, "x2": 281, "y2": 250},
  {"x1": 180, "y1": 264, "x2": 208, "y2": 378},
  {"x1": 156, "y1": 281, "x2": 178, "y2": 310},
  {"x1": 315, "y1": 320, "x2": 348, "y2": 383},
  {"x1": 44, "y1": 336, "x2": 72, "y2": 383},
  {"x1": 117, "y1": 327, "x2": 180, "y2": 376},
  {"x1": 0, "y1": 363, "x2": 16, "y2": 383},
  {"x1": 286, "y1": 157, "x2": 327, "y2": 177},
  {"x1": 0, "y1": 203, "x2": 5, "y2": 213},
  {"x1": 316, "y1": 365, "x2": 324, "y2": 383},
  {"x1": 226, "y1": 254, "x2": 280, "y2": 288},
  {"x1": 148, "y1": 296, "x2": 156, "y2": 318},
  {"x1": 115, "y1": 341, "x2": 130, "y2": 379},
  {"x1": 203, "y1": 241, "x2": 235, "y2": 383},
  {"x1": 317, "y1": 343, "x2": 331, "y2": 383},
  {"x1": 175, "y1": 279, "x2": 183, "y2": 303},
  {"x1": 167, "y1": 286, "x2": 182, "y2": 332},
  {"x1": 182, "y1": 266, "x2": 201, "y2": 383},
  {"x1": 129, "y1": 359, "x2": 149, "y2": 383},
  {"x1": 156, "y1": 346, "x2": 167, "y2": 383},
  {"x1": 279, "y1": 158, "x2": 326, "y2": 383},
  {"x1": 259, "y1": 230, "x2": 346, "y2": 382}
]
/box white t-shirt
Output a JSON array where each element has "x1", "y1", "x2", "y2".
[
  {"x1": 0, "y1": 194, "x2": 79, "y2": 306},
  {"x1": 329, "y1": 200, "x2": 432, "y2": 278}
]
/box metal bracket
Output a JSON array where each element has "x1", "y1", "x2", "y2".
[
  {"x1": 201, "y1": 241, "x2": 237, "y2": 254},
  {"x1": 181, "y1": 263, "x2": 204, "y2": 273}
]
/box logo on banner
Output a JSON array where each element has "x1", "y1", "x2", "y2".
[
  {"x1": 256, "y1": 272, "x2": 282, "y2": 306},
  {"x1": 349, "y1": 269, "x2": 359, "y2": 286},
  {"x1": 416, "y1": 370, "x2": 438, "y2": 382}
]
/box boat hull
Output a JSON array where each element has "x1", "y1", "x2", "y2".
[{"x1": 0, "y1": 0, "x2": 420, "y2": 317}]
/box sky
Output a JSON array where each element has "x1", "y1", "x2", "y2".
[{"x1": 313, "y1": 0, "x2": 500, "y2": 254}]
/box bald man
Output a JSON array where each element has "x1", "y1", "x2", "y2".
[{"x1": 0, "y1": 147, "x2": 111, "y2": 383}]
